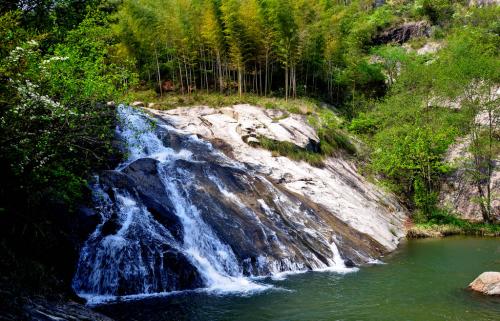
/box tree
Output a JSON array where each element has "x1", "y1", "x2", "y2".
[
  {"x1": 201, "y1": 0, "x2": 225, "y2": 92},
  {"x1": 434, "y1": 28, "x2": 499, "y2": 222}
]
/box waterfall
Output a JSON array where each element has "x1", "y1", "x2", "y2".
[{"x1": 73, "y1": 105, "x2": 359, "y2": 303}]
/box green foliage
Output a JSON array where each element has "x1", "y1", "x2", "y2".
[
  {"x1": 0, "y1": 10, "x2": 132, "y2": 220},
  {"x1": 348, "y1": 112, "x2": 379, "y2": 134},
  {"x1": 113, "y1": 0, "x2": 405, "y2": 105},
  {"x1": 350, "y1": 10, "x2": 499, "y2": 220},
  {"x1": 0, "y1": 4, "x2": 139, "y2": 296},
  {"x1": 412, "y1": 209, "x2": 500, "y2": 236},
  {"x1": 259, "y1": 137, "x2": 324, "y2": 167},
  {"x1": 371, "y1": 125, "x2": 452, "y2": 211},
  {"x1": 312, "y1": 109, "x2": 358, "y2": 156},
  {"x1": 417, "y1": 0, "x2": 455, "y2": 25}
]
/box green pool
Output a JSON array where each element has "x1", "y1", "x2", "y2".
[{"x1": 97, "y1": 237, "x2": 500, "y2": 321}]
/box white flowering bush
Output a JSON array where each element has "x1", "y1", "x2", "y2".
[{"x1": 0, "y1": 14, "x2": 134, "y2": 206}]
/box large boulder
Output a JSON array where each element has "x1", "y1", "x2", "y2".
[
  {"x1": 468, "y1": 272, "x2": 500, "y2": 296},
  {"x1": 147, "y1": 105, "x2": 408, "y2": 252},
  {"x1": 151, "y1": 105, "x2": 320, "y2": 151}
]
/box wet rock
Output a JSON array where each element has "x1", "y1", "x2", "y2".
[
  {"x1": 75, "y1": 206, "x2": 101, "y2": 240},
  {"x1": 100, "y1": 170, "x2": 134, "y2": 191},
  {"x1": 100, "y1": 210, "x2": 121, "y2": 236},
  {"x1": 101, "y1": 159, "x2": 184, "y2": 240},
  {"x1": 23, "y1": 298, "x2": 114, "y2": 321},
  {"x1": 161, "y1": 250, "x2": 204, "y2": 290},
  {"x1": 468, "y1": 272, "x2": 500, "y2": 296},
  {"x1": 344, "y1": 259, "x2": 356, "y2": 268},
  {"x1": 75, "y1": 105, "x2": 409, "y2": 299}
]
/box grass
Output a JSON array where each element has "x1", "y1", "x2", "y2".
[
  {"x1": 407, "y1": 209, "x2": 500, "y2": 238},
  {"x1": 259, "y1": 137, "x2": 325, "y2": 167},
  {"x1": 258, "y1": 124, "x2": 358, "y2": 167},
  {"x1": 121, "y1": 90, "x2": 320, "y2": 115}
]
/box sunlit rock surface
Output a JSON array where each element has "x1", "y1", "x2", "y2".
[
  {"x1": 148, "y1": 105, "x2": 407, "y2": 251},
  {"x1": 469, "y1": 272, "x2": 500, "y2": 296}
]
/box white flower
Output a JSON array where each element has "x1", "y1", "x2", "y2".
[{"x1": 41, "y1": 56, "x2": 70, "y2": 65}]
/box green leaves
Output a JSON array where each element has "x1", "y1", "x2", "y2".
[{"x1": 0, "y1": 10, "x2": 132, "y2": 214}]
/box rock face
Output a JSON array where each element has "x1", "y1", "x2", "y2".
[
  {"x1": 468, "y1": 272, "x2": 500, "y2": 296},
  {"x1": 73, "y1": 105, "x2": 408, "y2": 301},
  {"x1": 73, "y1": 159, "x2": 204, "y2": 297},
  {"x1": 414, "y1": 42, "x2": 442, "y2": 55},
  {"x1": 148, "y1": 105, "x2": 407, "y2": 251},
  {"x1": 439, "y1": 138, "x2": 500, "y2": 222},
  {"x1": 438, "y1": 87, "x2": 500, "y2": 222},
  {"x1": 373, "y1": 21, "x2": 431, "y2": 45}
]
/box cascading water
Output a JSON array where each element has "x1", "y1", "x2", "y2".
[{"x1": 73, "y1": 105, "x2": 369, "y2": 303}]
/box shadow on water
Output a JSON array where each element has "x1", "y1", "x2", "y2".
[{"x1": 95, "y1": 237, "x2": 500, "y2": 321}]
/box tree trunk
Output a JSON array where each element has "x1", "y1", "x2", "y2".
[
  {"x1": 265, "y1": 50, "x2": 269, "y2": 96},
  {"x1": 285, "y1": 64, "x2": 289, "y2": 101},
  {"x1": 178, "y1": 59, "x2": 184, "y2": 94},
  {"x1": 238, "y1": 64, "x2": 243, "y2": 97},
  {"x1": 217, "y1": 51, "x2": 223, "y2": 93},
  {"x1": 154, "y1": 48, "x2": 162, "y2": 97}
]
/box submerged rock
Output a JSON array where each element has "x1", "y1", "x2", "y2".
[{"x1": 468, "y1": 272, "x2": 500, "y2": 296}]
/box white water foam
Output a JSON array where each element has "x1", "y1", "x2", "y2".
[
  {"x1": 120, "y1": 105, "x2": 268, "y2": 293},
  {"x1": 83, "y1": 281, "x2": 274, "y2": 306}
]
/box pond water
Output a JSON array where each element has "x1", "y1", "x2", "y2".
[{"x1": 96, "y1": 237, "x2": 500, "y2": 321}]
